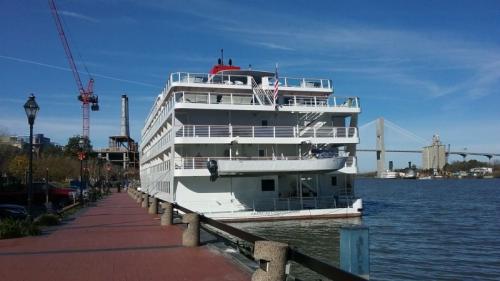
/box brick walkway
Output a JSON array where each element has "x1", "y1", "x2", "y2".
[{"x1": 0, "y1": 192, "x2": 251, "y2": 281}]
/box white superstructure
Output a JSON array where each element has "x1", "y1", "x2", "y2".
[{"x1": 140, "y1": 60, "x2": 362, "y2": 221}]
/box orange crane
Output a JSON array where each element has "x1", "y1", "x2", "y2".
[{"x1": 48, "y1": 0, "x2": 99, "y2": 147}]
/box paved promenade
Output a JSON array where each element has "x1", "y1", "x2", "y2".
[{"x1": 0, "y1": 192, "x2": 251, "y2": 281}]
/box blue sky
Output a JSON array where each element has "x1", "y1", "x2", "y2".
[{"x1": 1, "y1": 0, "x2": 499, "y2": 171}]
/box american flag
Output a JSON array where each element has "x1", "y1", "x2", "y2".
[{"x1": 273, "y1": 64, "x2": 279, "y2": 104}]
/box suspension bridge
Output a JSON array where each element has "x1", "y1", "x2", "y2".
[{"x1": 356, "y1": 118, "x2": 500, "y2": 177}]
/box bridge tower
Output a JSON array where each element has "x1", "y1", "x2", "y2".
[{"x1": 376, "y1": 117, "x2": 385, "y2": 178}]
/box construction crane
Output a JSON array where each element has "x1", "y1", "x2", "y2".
[{"x1": 48, "y1": 0, "x2": 99, "y2": 145}]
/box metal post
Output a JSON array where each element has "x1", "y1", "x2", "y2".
[
  {"x1": 45, "y1": 168, "x2": 49, "y2": 206},
  {"x1": 27, "y1": 124, "x2": 33, "y2": 219},
  {"x1": 299, "y1": 174, "x2": 303, "y2": 209},
  {"x1": 80, "y1": 157, "x2": 83, "y2": 202}
]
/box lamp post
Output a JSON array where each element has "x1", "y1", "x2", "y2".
[
  {"x1": 106, "y1": 162, "x2": 111, "y2": 194},
  {"x1": 78, "y1": 137, "x2": 86, "y2": 203},
  {"x1": 45, "y1": 168, "x2": 49, "y2": 206},
  {"x1": 97, "y1": 157, "x2": 102, "y2": 197},
  {"x1": 24, "y1": 94, "x2": 39, "y2": 219}
]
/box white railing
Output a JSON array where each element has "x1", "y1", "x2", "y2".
[
  {"x1": 173, "y1": 91, "x2": 359, "y2": 109},
  {"x1": 272, "y1": 77, "x2": 332, "y2": 89},
  {"x1": 141, "y1": 93, "x2": 177, "y2": 148},
  {"x1": 175, "y1": 125, "x2": 357, "y2": 139},
  {"x1": 140, "y1": 129, "x2": 173, "y2": 164},
  {"x1": 170, "y1": 72, "x2": 250, "y2": 86},
  {"x1": 179, "y1": 196, "x2": 338, "y2": 213},
  {"x1": 174, "y1": 156, "x2": 301, "y2": 170},
  {"x1": 173, "y1": 156, "x2": 355, "y2": 170},
  {"x1": 169, "y1": 72, "x2": 332, "y2": 90},
  {"x1": 141, "y1": 160, "x2": 170, "y2": 175},
  {"x1": 251, "y1": 77, "x2": 274, "y2": 105}
]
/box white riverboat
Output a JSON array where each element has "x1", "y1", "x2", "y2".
[{"x1": 139, "y1": 57, "x2": 362, "y2": 221}]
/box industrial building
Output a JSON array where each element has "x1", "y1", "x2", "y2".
[
  {"x1": 96, "y1": 95, "x2": 139, "y2": 169},
  {"x1": 422, "y1": 135, "x2": 446, "y2": 170}
]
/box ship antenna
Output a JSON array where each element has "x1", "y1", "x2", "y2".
[{"x1": 221, "y1": 48, "x2": 224, "y2": 65}]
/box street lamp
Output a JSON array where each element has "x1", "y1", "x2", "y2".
[
  {"x1": 45, "y1": 168, "x2": 49, "y2": 207},
  {"x1": 78, "y1": 137, "x2": 86, "y2": 202},
  {"x1": 24, "y1": 94, "x2": 39, "y2": 219}
]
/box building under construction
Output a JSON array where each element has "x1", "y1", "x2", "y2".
[{"x1": 96, "y1": 95, "x2": 139, "y2": 169}]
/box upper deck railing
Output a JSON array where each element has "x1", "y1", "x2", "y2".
[
  {"x1": 174, "y1": 91, "x2": 360, "y2": 109},
  {"x1": 274, "y1": 76, "x2": 331, "y2": 89},
  {"x1": 169, "y1": 72, "x2": 332, "y2": 90}
]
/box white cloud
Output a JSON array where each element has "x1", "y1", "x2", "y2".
[
  {"x1": 59, "y1": 10, "x2": 100, "y2": 23},
  {"x1": 253, "y1": 42, "x2": 295, "y2": 51}
]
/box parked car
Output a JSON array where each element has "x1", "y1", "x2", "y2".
[{"x1": 0, "y1": 204, "x2": 28, "y2": 221}]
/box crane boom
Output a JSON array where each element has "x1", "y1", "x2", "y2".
[{"x1": 48, "y1": 0, "x2": 99, "y2": 140}]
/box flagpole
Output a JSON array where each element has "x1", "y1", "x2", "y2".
[{"x1": 274, "y1": 63, "x2": 279, "y2": 109}]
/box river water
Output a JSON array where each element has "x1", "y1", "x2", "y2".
[{"x1": 235, "y1": 178, "x2": 500, "y2": 280}]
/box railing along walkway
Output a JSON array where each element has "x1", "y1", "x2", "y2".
[{"x1": 129, "y1": 189, "x2": 367, "y2": 281}]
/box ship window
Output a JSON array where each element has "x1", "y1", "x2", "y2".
[
  {"x1": 259, "y1": 149, "x2": 265, "y2": 157},
  {"x1": 331, "y1": 176, "x2": 337, "y2": 186},
  {"x1": 261, "y1": 120, "x2": 268, "y2": 126},
  {"x1": 261, "y1": 179, "x2": 275, "y2": 191}
]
